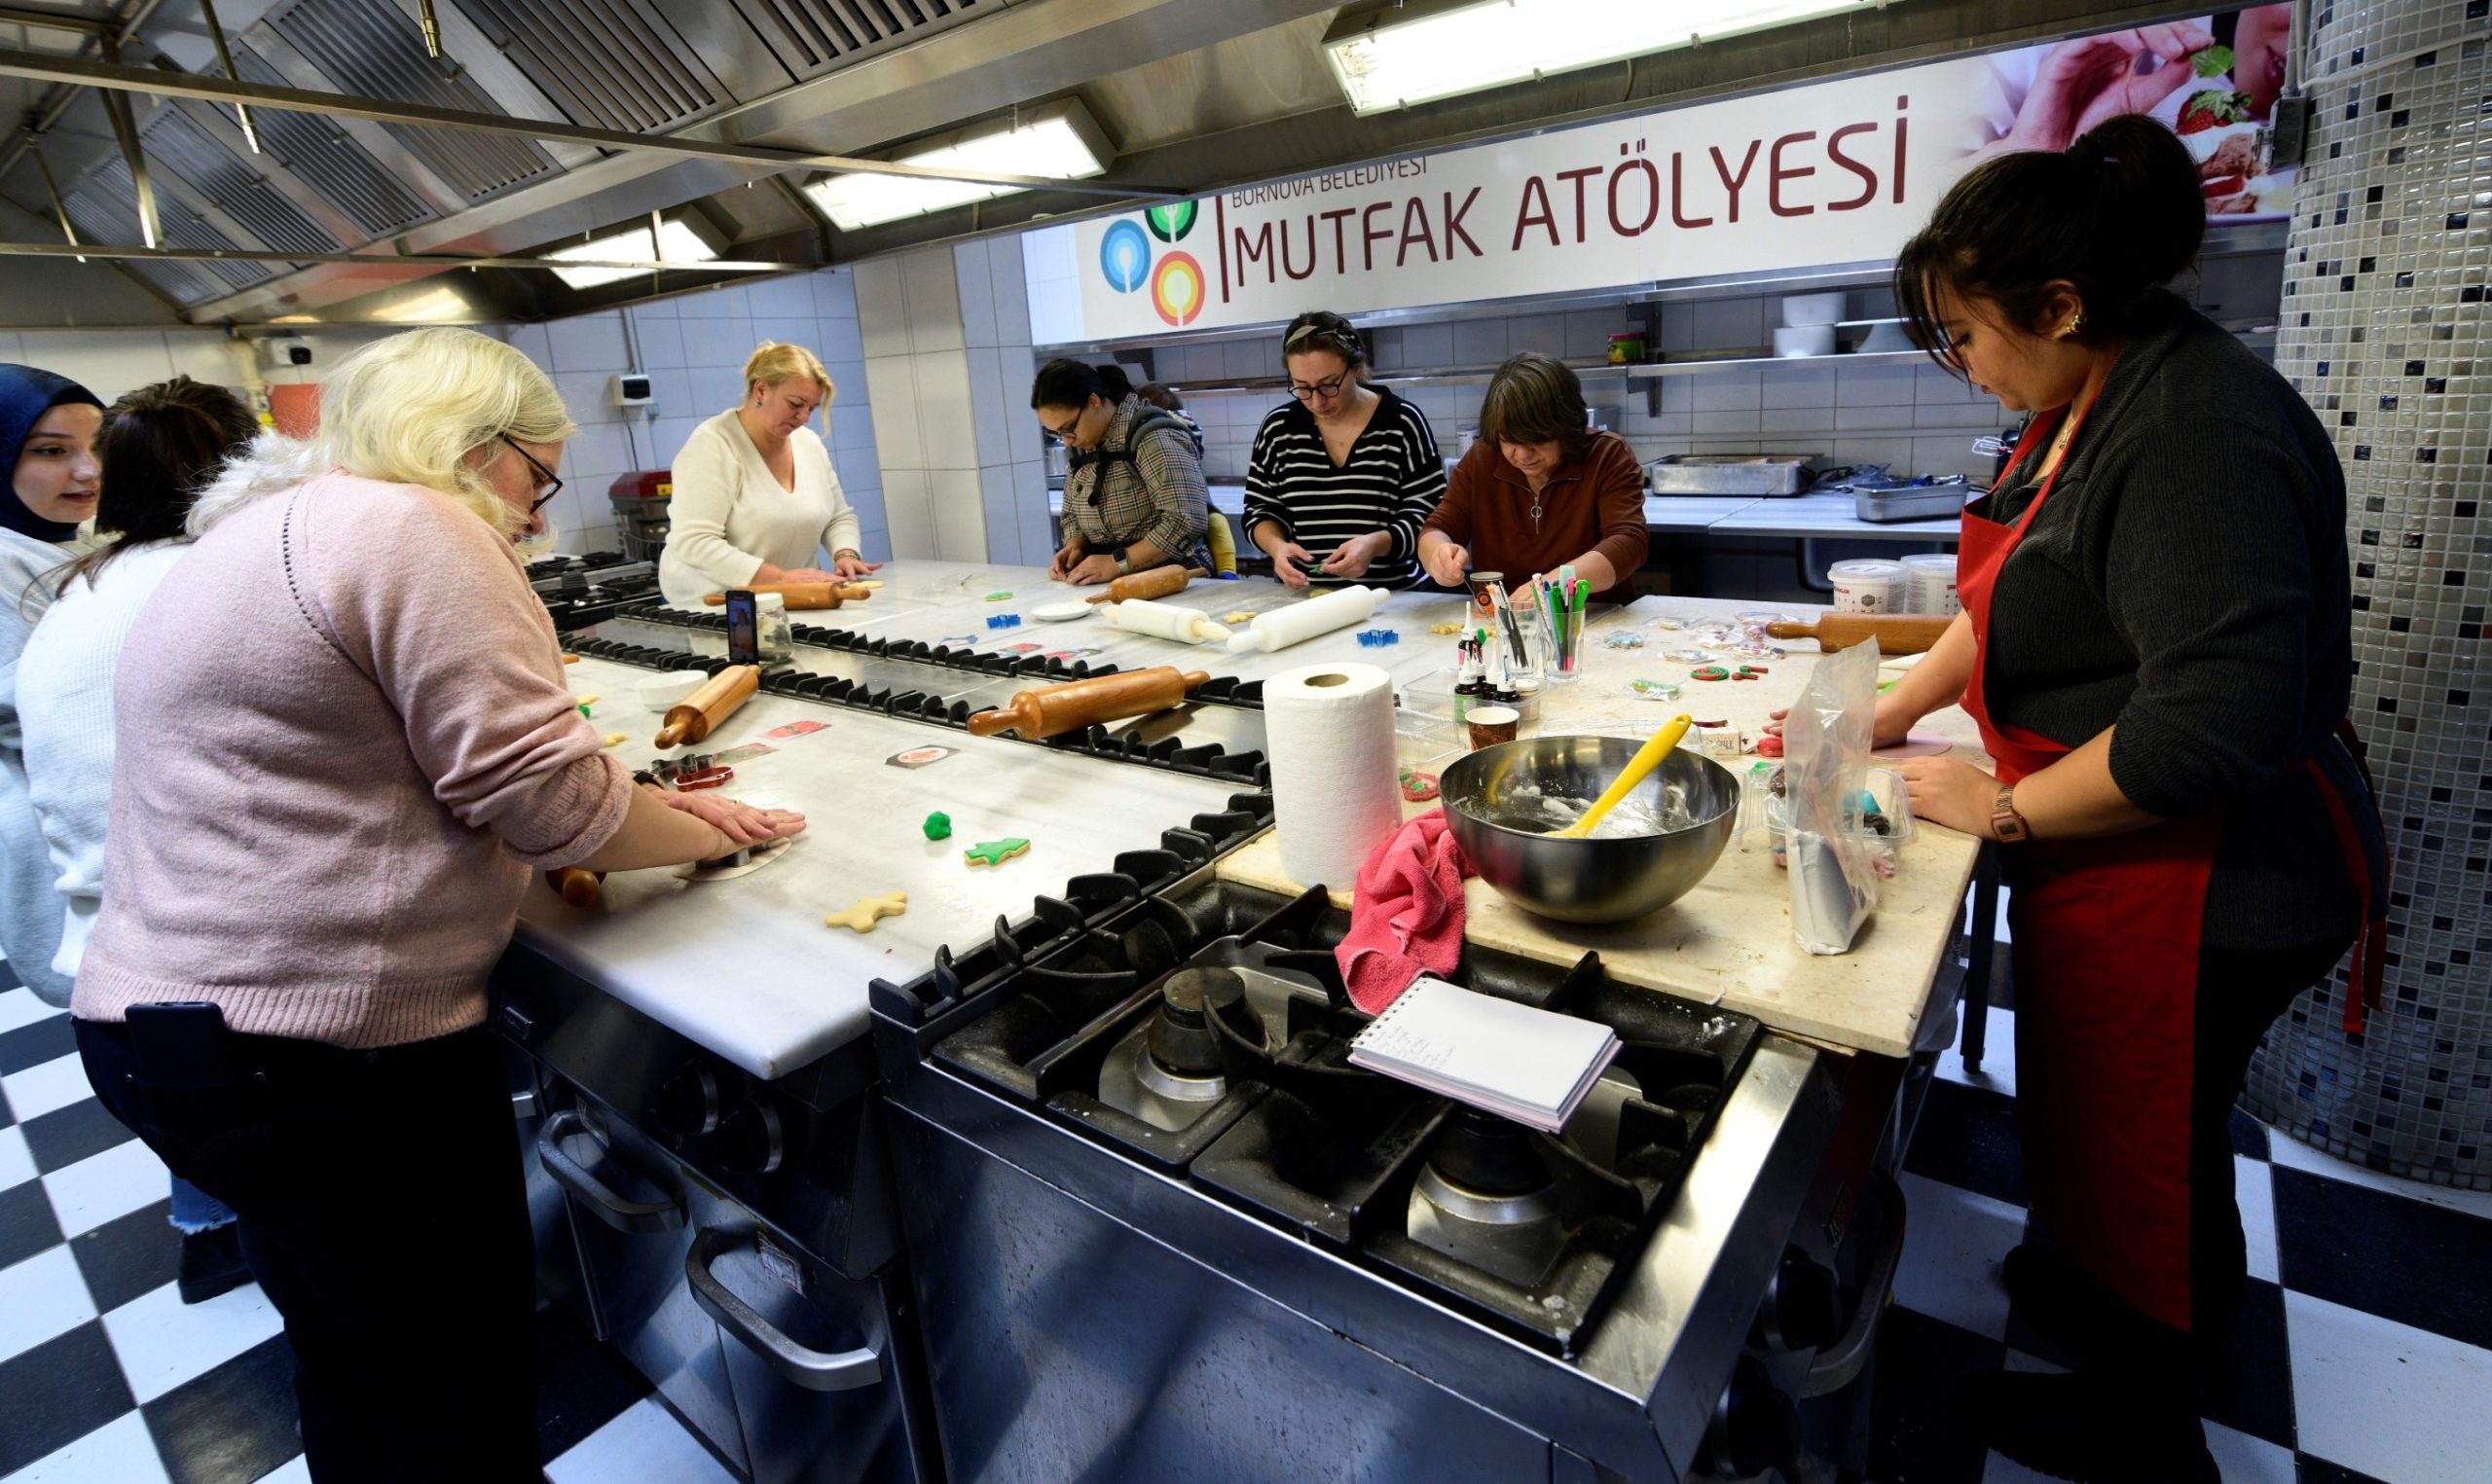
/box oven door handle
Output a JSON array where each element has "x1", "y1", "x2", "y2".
[
  {"x1": 1802, "y1": 1168, "x2": 1906, "y2": 1397},
  {"x1": 685, "y1": 1228, "x2": 884, "y2": 1394},
  {"x1": 536, "y1": 1110, "x2": 684, "y2": 1235}
]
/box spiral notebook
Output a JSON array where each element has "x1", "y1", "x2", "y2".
[{"x1": 1347, "y1": 977, "x2": 1621, "y2": 1133}]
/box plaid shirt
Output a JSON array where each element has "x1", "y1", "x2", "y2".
[{"x1": 1063, "y1": 395, "x2": 1212, "y2": 571}]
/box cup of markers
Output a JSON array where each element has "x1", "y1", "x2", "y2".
[{"x1": 1537, "y1": 568, "x2": 1592, "y2": 682}]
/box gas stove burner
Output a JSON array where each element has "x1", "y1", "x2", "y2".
[
  {"x1": 1097, "y1": 967, "x2": 1243, "y2": 1133},
  {"x1": 1407, "y1": 1108, "x2": 1568, "y2": 1288}
]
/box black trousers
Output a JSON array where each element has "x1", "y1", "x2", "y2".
[
  {"x1": 77, "y1": 1017, "x2": 541, "y2": 1484},
  {"x1": 2015, "y1": 934, "x2": 2350, "y2": 1373}
]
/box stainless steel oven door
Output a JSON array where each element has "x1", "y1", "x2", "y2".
[
  {"x1": 536, "y1": 1090, "x2": 749, "y2": 1476},
  {"x1": 683, "y1": 1184, "x2": 923, "y2": 1484}
]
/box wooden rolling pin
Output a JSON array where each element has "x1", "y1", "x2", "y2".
[
  {"x1": 966, "y1": 666, "x2": 1211, "y2": 741},
  {"x1": 1765, "y1": 613, "x2": 1956, "y2": 655},
  {"x1": 1083, "y1": 564, "x2": 1208, "y2": 604},
  {"x1": 655, "y1": 664, "x2": 760, "y2": 748},
  {"x1": 549, "y1": 868, "x2": 605, "y2": 907},
  {"x1": 700, "y1": 583, "x2": 871, "y2": 610}
]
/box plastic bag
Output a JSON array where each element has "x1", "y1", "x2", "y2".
[{"x1": 1783, "y1": 638, "x2": 1882, "y2": 954}]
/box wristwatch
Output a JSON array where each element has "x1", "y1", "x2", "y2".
[
  {"x1": 1990, "y1": 783, "x2": 2032, "y2": 843},
  {"x1": 1113, "y1": 550, "x2": 1133, "y2": 577}
]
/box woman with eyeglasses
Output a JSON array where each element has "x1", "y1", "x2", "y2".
[
  {"x1": 68, "y1": 329, "x2": 803, "y2": 1482},
  {"x1": 658, "y1": 341, "x2": 877, "y2": 605},
  {"x1": 1034, "y1": 358, "x2": 1212, "y2": 585},
  {"x1": 1242, "y1": 311, "x2": 1445, "y2": 591},
  {"x1": 1418, "y1": 352, "x2": 1648, "y2": 603}
]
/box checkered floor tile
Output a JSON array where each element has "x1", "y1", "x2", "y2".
[{"x1": 6, "y1": 959, "x2": 2487, "y2": 1482}]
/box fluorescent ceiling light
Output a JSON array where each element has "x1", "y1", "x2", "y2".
[
  {"x1": 1324, "y1": 0, "x2": 1895, "y2": 115},
  {"x1": 545, "y1": 217, "x2": 720, "y2": 290},
  {"x1": 801, "y1": 99, "x2": 1113, "y2": 232}
]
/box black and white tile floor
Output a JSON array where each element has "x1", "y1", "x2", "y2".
[{"x1": 4, "y1": 963, "x2": 2488, "y2": 1482}]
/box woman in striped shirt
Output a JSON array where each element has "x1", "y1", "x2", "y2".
[{"x1": 1243, "y1": 311, "x2": 1446, "y2": 590}]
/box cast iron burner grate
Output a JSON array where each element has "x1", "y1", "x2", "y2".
[
  {"x1": 560, "y1": 634, "x2": 1270, "y2": 788},
  {"x1": 611, "y1": 602, "x2": 1269, "y2": 707},
  {"x1": 901, "y1": 873, "x2": 1766, "y2": 1357}
]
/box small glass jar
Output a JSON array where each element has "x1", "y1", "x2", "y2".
[{"x1": 754, "y1": 592, "x2": 795, "y2": 669}]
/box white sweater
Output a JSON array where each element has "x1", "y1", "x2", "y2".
[
  {"x1": 17, "y1": 539, "x2": 188, "y2": 986},
  {"x1": 0, "y1": 526, "x2": 75, "y2": 1002},
  {"x1": 657, "y1": 410, "x2": 862, "y2": 605}
]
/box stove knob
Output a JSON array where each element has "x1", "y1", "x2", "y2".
[
  {"x1": 1763, "y1": 1247, "x2": 1845, "y2": 1353},
  {"x1": 649, "y1": 1064, "x2": 722, "y2": 1144},
  {"x1": 715, "y1": 1097, "x2": 785, "y2": 1176},
  {"x1": 1699, "y1": 1355, "x2": 1800, "y2": 1481}
]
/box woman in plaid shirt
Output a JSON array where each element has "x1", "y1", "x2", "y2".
[{"x1": 1033, "y1": 359, "x2": 1212, "y2": 584}]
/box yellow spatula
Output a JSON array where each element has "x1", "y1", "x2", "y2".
[{"x1": 1558, "y1": 713, "x2": 1694, "y2": 839}]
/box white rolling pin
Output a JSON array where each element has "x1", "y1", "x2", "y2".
[
  {"x1": 1104, "y1": 598, "x2": 1230, "y2": 644},
  {"x1": 1225, "y1": 585, "x2": 1383, "y2": 654}
]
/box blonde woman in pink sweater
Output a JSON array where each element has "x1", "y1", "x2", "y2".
[{"x1": 70, "y1": 328, "x2": 801, "y2": 1484}]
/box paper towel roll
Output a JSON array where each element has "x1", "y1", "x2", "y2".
[
  {"x1": 1105, "y1": 597, "x2": 1228, "y2": 644},
  {"x1": 1226, "y1": 585, "x2": 1383, "y2": 653},
  {"x1": 1264, "y1": 661, "x2": 1401, "y2": 892}
]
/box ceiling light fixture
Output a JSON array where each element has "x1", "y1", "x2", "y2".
[
  {"x1": 800, "y1": 98, "x2": 1114, "y2": 232},
  {"x1": 1322, "y1": 0, "x2": 1897, "y2": 115},
  {"x1": 545, "y1": 215, "x2": 722, "y2": 290}
]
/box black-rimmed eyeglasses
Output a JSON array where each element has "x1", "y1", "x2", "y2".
[
  {"x1": 1288, "y1": 373, "x2": 1350, "y2": 402},
  {"x1": 503, "y1": 435, "x2": 563, "y2": 517}
]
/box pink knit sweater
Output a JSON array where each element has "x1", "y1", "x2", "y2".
[{"x1": 74, "y1": 472, "x2": 634, "y2": 1048}]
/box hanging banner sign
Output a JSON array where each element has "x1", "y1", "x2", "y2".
[{"x1": 1025, "y1": 8, "x2": 2293, "y2": 344}]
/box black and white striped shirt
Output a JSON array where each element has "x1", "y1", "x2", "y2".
[{"x1": 1242, "y1": 387, "x2": 1446, "y2": 589}]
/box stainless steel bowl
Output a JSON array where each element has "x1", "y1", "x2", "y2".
[{"x1": 1441, "y1": 737, "x2": 1740, "y2": 924}]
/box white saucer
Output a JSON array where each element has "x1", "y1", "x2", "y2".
[{"x1": 1032, "y1": 601, "x2": 1093, "y2": 622}]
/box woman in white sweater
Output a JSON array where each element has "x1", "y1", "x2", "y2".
[
  {"x1": 657, "y1": 341, "x2": 879, "y2": 604},
  {"x1": 18, "y1": 375, "x2": 260, "y2": 1303},
  {"x1": 0, "y1": 362, "x2": 103, "y2": 1009}
]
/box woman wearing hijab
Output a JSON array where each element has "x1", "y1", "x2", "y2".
[{"x1": 0, "y1": 363, "x2": 103, "y2": 1008}]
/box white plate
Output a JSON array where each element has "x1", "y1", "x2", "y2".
[{"x1": 1033, "y1": 601, "x2": 1093, "y2": 622}]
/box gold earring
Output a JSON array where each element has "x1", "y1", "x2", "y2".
[{"x1": 2059, "y1": 310, "x2": 2086, "y2": 339}]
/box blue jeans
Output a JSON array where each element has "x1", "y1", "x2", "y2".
[{"x1": 169, "y1": 1173, "x2": 237, "y2": 1234}]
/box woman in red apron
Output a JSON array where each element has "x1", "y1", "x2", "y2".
[{"x1": 1876, "y1": 117, "x2": 2387, "y2": 1482}]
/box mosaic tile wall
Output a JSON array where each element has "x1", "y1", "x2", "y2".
[{"x1": 2244, "y1": 0, "x2": 2492, "y2": 1190}]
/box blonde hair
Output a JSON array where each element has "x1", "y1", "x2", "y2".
[
  {"x1": 744, "y1": 342, "x2": 834, "y2": 424},
  {"x1": 190, "y1": 328, "x2": 574, "y2": 539}
]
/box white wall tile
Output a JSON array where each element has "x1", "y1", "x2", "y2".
[
  {"x1": 834, "y1": 448, "x2": 882, "y2": 496},
  {"x1": 964, "y1": 346, "x2": 1012, "y2": 470},
  {"x1": 684, "y1": 363, "x2": 744, "y2": 414},
  {"x1": 1834, "y1": 362, "x2": 1919, "y2": 407},
  {"x1": 547, "y1": 313, "x2": 627, "y2": 374},
  {"x1": 816, "y1": 314, "x2": 866, "y2": 365},
  {"x1": 1762, "y1": 364, "x2": 1838, "y2": 409},
  {"x1": 1835, "y1": 404, "x2": 1918, "y2": 431},
  {"x1": 1399, "y1": 321, "x2": 1451, "y2": 368},
  {"x1": 1914, "y1": 401, "x2": 1993, "y2": 431},
  {"x1": 564, "y1": 422, "x2": 633, "y2": 482},
  {"x1": 978, "y1": 461, "x2": 1021, "y2": 564},
  {"x1": 1506, "y1": 313, "x2": 1566, "y2": 357},
  {"x1": 681, "y1": 313, "x2": 757, "y2": 370},
  {"x1": 641, "y1": 368, "x2": 696, "y2": 420},
  {"x1": 828, "y1": 403, "x2": 876, "y2": 464},
  {"x1": 648, "y1": 416, "x2": 704, "y2": 464},
  {"x1": 165, "y1": 333, "x2": 241, "y2": 387},
  {"x1": 504, "y1": 322, "x2": 554, "y2": 369},
  {"x1": 900, "y1": 247, "x2": 964, "y2": 354},
  {"x1": 1691, "y1": 368, "x2": 1763, "y2": 412},
  {"x1": 912, "y1": 352, "x2": 975, "y2": 471},
  {"x1": 1688, "y1": 298, "x2": 1764, "y2": 351},
  {"x1": 1014, "y1": 460, "x2": 1053, "y2": 563},
  {"x1": 986, "y1": 238, "x2": 1032, "y2": 348},
  {"x1": 862, "y1": 355, "x2": 924, "y2": 470},
  {"x1": 1759, "y1": 408, "x2": 1832, "y2": 436},
  {"x1": 1657, "y1": 375, "x2": 1695, "y2": 415},
  {"x1": 954, "y1": 240, "x2": 999, "y2": 349},
  {"x1": 853, "y1": 259, "x2": 907, "y2": 355},
  {"x1": 1452, "y1": 318, "x2": 1506, "y2": 368},
  {"x1": 1690, "y1": 408, "x2": 1762, "y2": 437},
  {"x1": 823, "y1": 357, "x2": 869, "y2": 410},
  {"x1": 1564, "y1": 309, "x2": 1623, "y2": 359},
  {"x1": 552, "y1": 371, "x2": 619, "y2": 424},
  {"x1": 16, "y1": 332, "x2": 174, "y2": 401},
  {"x1": 696, "y1": 283, "x2": 751, "y2": 317},
  {"x1": 882, "y1": 467, "x2": 934, "y2": 558},
  {"x1": 928, "y1": 467, "x2": 985, "y2": 561},
  {"x1": 1913, "y1": 365, "x2": 1974, "y2": 404}
]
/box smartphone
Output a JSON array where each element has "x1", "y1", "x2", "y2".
[
  {"x1": 126, "y1": 1002, "x2": 239, "y2": 1088},
  {"x1": 724, "y1": 588, "x2": 759, "y2": 666}
]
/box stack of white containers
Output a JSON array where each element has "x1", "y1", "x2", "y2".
[{"x1": 1775, "y1": 293, "x2": 1843, "y2": 357}]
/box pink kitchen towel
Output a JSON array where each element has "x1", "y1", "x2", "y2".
[{"x1": 1336, "y1": 809, "x2": 1474, "y2": 1014}]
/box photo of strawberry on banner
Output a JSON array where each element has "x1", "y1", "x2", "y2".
[{"x1": 1975, "y1": 5, "x2": 2296, "y2": 219}]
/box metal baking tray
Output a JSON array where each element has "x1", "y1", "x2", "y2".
[
  {"x1": 1853, "y1": 485, "x2": 1972, "y2": 524},
  {"x1": 1645, "y1": 454, "x2": 1818, "y2": 497}
]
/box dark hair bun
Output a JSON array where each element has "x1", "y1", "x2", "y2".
[{"x1": 1893, "y1": 112, "x2": 2205, "y2": 367}]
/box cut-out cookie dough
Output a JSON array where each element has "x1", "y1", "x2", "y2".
[
  {"x1": 825, "y1": 889, "x2": 907, "y2": 932},
  {"x1": 1221, "y1": 610, "x2": 1258, "y2": 625},
  {"x1": 602, "y1": 733, "x2": 627, "y2": 747},
  {"x1": 850, "y1": 580, "x2": 884, "y2": 590},
  {"x1": 1430, "y1": 622, "x2": 1463, "y2": 634},
  {"x1": 963, "y1": 837, "x2": 1030, "y2": 867},
  {"x1": 676, "y1": 837, "x2": 793, "y2": 882}
]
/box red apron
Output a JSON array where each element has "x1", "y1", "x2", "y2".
[{"x1": 1959, "y1": 404, "x2": 2385, "y2": 1333}]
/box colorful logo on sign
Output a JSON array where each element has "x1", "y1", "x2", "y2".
[
  {"x1": 1150, "y1": 252, "x2": 1205, "y2": 326},
  {"x1": 1099, "y1": 219, "x2": 1151, "y2": 294},
  {"x1": 1143, "y1": 201, "x2": 1198, "y2": 242}
]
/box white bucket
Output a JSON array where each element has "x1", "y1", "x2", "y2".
[
  {"x1": 1902, "y1": 554, "x2": 1961, "y2": 616},
  {"x1": 1828, "y1": 559, "x2": 1905, "y2": 614}
]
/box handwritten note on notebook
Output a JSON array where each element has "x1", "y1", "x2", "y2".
[{"x1": 1347, "y1": 977, "x2": 1621, "y2": 1133}]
